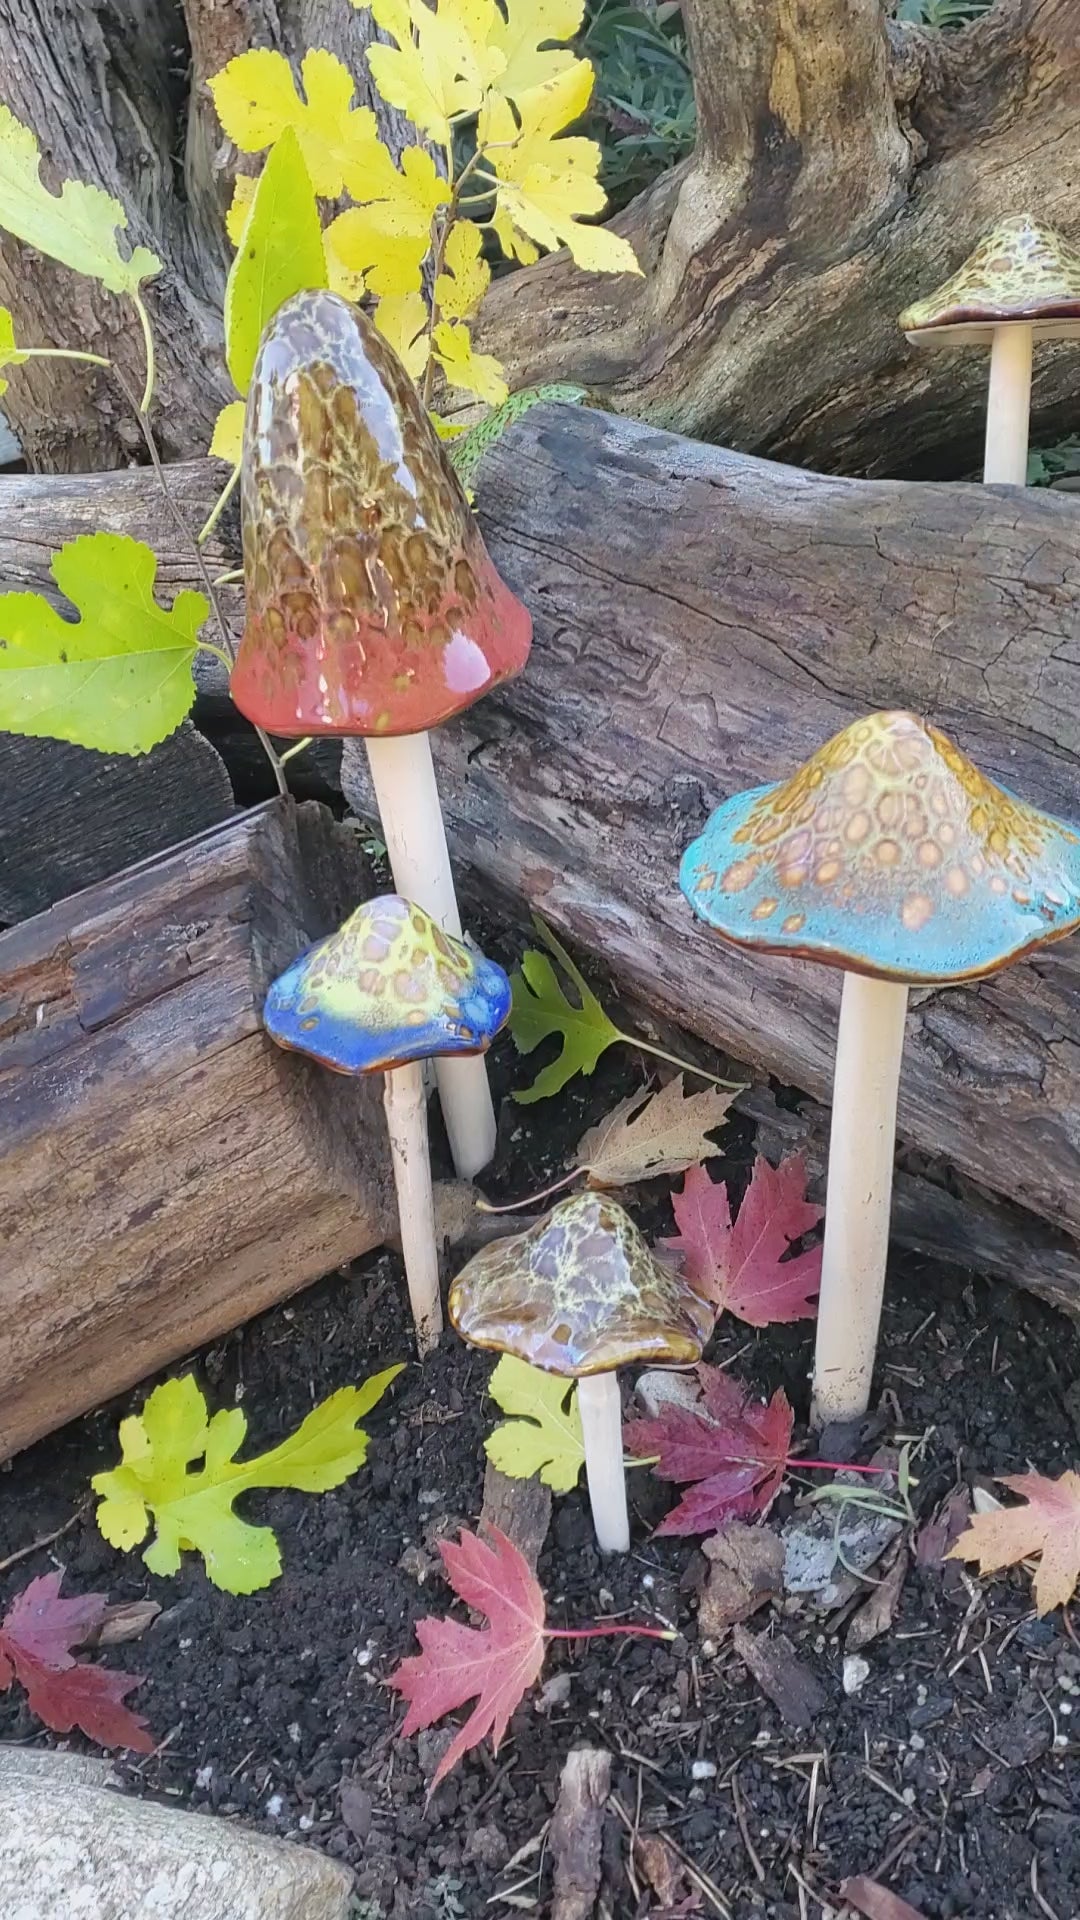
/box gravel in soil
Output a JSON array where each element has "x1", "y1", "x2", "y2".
[{"x1": 2, "y1": 1039, "x2": 1080, "y2": 1920}]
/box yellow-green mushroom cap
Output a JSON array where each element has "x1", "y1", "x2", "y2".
[
  {"x1": 448, "y1": 1192, "x2": 713, "y2": 1378},
  {"x1": 900, "y1": 215, "x2": 1080, "y2": 347},
  {"x1": 680, "y1": 711, "x2": 1080, "y2": 984},
  {"x1": 264, "y1": 893, "x2": 511, "y2": 1074}
]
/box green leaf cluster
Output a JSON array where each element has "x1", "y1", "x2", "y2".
[{"x1": 93, "y1": 1367, "x2": 403, "y2": 1593}]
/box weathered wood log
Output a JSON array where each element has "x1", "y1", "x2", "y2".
[
  {"x1": 4, "y1": 415, "x2": 1080, "y2": 1305},
  {"x1": 0, "y1": 723, "x2": 234, "y2": 925},
  {"x1": 341, "y1": 404, "x2": 1080, "y2": 1309},
  {"x1": 0, "y1": 799, "x2": 393, "y2": 1462}
]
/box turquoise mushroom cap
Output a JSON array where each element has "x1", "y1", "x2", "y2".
[
  {"x1": 264, "y1": 893, "x2": 511, "y2": 1074},
  {"x1": 680, "y1": 711, "x2": 1080, "y2": 984}
]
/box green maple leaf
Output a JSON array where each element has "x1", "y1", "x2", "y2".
[
  {"x1": 509, "y1": 915, "x2": 622, "y2": 1103},
  {"x1": 484, "y1": 1355, "x2": 585, "y2": 1493},
  {"x1": 93, "y1": 1368, "x2": 403, "y2": 1594},
  {"x1": 0, "y1": 105, "x2": 160, "y2": 296},
  {"x1": 224, "y1": 124, "x2": 328, "y2": 396},
  {"x1": 0, "y1": 532, "x2": 208, "y2": 755}
]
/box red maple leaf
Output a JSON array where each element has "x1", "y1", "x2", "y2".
[
  {"x1": 0, "y1": 1571, "x2": 153, "y2": 1752},
  {"x1": 665, "y1": 1155, "x2": 821, "y2": 1326},
  {"x1": 388, "y1": 1526, "x2": 547, "y2": 1793},
  {"x1": 624, "y1": 1367, "x2": 793, "y2": 1537}
]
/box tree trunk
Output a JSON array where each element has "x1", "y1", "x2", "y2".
[
  {"x1": 4, "y1": 406, "x2": 1080, "y2": 1305},
  {"x1": 476, "y1": 0, "x2": 1080, "y2": 476},
  {"x1": 0, "y1": 0, "x2": 416, "y2": 472}
]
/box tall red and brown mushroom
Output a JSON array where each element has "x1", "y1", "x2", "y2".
[{"x1": 230, "y1": 290, "x2": 532, "y2": 1177}]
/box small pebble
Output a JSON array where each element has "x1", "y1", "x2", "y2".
[
  {"x1": 691, "y1": 1759, "x2": 717, "y2": 1781},
  {"x1": 265, "y1": 1794, "x2": 285, "y2": 1819},
  {"x1": 843, "y1": 1655, "x2": 871, "y2": 1695}
]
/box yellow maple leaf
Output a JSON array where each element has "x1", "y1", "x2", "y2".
[
  {"x1": 484, "y1": 1355, "x2": 585, "y2": 1493},
  {"x1": 481, "y1": 68, "x2": 641, "y2": 276},
  {"x1": 359, "y1": 0, "x2": 506, "y2": 150},
  {"x1": 375, "y1": 291, "x2": 431, "y2": 381},
  {"x1": 487, "y1": 0, "x2": 585, "y2": 100},
  {"x1": 209, "y1": 48, "x2": 387, "y2": 200},
  {"x1": 209, "y1": 399, "x2": 245, "y2": 464},
  {"x1": 435, "y1": 219, "x2": 489, "y2": 321},
  {"x1": 490, "y1": 202, "x2": 539, "y2": 266},
  {"x1": 0, "y1": 305, "x2": 28, "y2": 397},
  {"x1": 225, "y1": 174, "x2": 257, "y2": 248},
  {"x1": 433, "y1": 318, "x2": 507, "y2": 406},
  {"x1": 323, "y1": 146, "x2": 449, "y2": 298}
]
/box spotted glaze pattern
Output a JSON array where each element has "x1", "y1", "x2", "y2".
[
  {"x1": 448, "y1": 1192, "x2": 713, "y2": 1378},
  {"x1": 900, "y1": 215, "x2": 1080, "y2": 332},
  {"x1": 264, "y1": 893, "x2": 511, "y2": 1074},
  {"x1": 230, "y1": 290, "x2": 532, "y2": 738},
  {"x1": 680, "y1": 711, "x2": 1080, "y2": 983}
]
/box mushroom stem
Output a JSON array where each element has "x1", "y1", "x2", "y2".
[
  {"x1": 983, "y1": 323, "x2": 1033, "y2": 485},
  {"x1": 577, "y1": 1372, "x2": 630, "y2": 1553},
  {"x1": 811, "y1": 972, "x2": 909, "y2": 1430},
  {"x1": 365, "y1": 732, "x2": 499, "y2": 1180},
  {"x1": 382, "y1": 1061, "x2": 443, "y2": 1357}
]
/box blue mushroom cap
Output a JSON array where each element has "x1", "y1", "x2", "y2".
[
  {"x1": 680, "y1": 711, "x2": 1080, "y2": 983},
  {"x1": 264, "y1": 893, "x2": 511, "y2": 1074}
]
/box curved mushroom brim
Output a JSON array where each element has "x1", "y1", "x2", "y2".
[
  {"x1": 679, "y1": 710, "x2": 1080, "y2": 984},
  {"x1": 263, "y1": 893, "x2": 512, "y2": 1074},
  {"x1": 448, "y1": 1191, "x2": 714, "y2": 1377},
  {"x1": 230, "y1": 290, "x2": 532, "y2": 739},
  {"x1": 899, "y1": 216, "x2": 1080, "y2": 348}
]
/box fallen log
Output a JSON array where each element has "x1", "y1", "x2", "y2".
[
  {"x1": 341, "y1": 404, "x2": 1080, "y2": 1307},
  {"x1": 4, "y1": 414, "x2": 1080, "y2": 1306},
  {"x1": 0, "y1": 799, "x2": 393, "y2": 1462}
]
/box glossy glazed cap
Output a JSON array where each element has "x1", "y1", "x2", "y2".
[
  {"x1": 900, "y1": 216, "x2": 1080, "y2": 346},
  {"x1": 448, "y1": 1192, "x2": 713, "y2": 1378},
  {"x1": 230, "y1": 290, "x2": 532, "y2": 738},
  {"x1": 264, "y1": 893, "x2": 511, "y2": 1073},
  {"x1": 680, "y1": 711, "x2": 1080, "y2": 983}
]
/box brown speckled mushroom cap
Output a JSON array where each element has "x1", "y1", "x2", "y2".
[
  {"x1": 900, "y1": 215, "x2": 1080, "y2": 347},
  {"x1": 448, "y1": 1192, "x2": 713, "y2": 1378}
]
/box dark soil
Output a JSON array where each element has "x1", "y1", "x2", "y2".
[{"x1": 2, "y1": 1035, "x2": 1079, "y2": 1920}]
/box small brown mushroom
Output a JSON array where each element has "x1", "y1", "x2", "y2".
[{"x1": 449, "y1": 1192, "x2": 713, "y2": 1551}]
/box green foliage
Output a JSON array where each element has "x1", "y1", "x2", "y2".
[
  {"x1": 582, "y1": 0, "x2": 695, "y2": 209},
  {"x1": 1028, "y1": 438, "x2": 1080, "y2": 488},
  {"x1": 484, "y1": 1355, "x2": 585, "y2": 1491},
  {"x1": 224, "y1": 126, "x2": 328, "y2": 395},
  {"x1": 509, "y1": 916, "x2": 623, "y2": 1102},
  {"x1": 0, "y1": 104, "x2": 160, "y2": 297},
  {"x1": 0, "y1": 534, "x2": 208, "y2": 754},
  {"x1": 93, "y1": 1368, "x2": 403, "y2": 1593},
  {"x1": 893, "y1": 0, "x2": 992, "y2": 24}
]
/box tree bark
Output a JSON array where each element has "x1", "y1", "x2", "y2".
[
  {"x1": 0, "y1": 798, "x2": 394, "y2": 1462},
  {"x1": 0, "y1": 0, "x2": 415, "y2": 472},
  {"x1": 476, "y1": 0, "x2": 1080, "y2": 476},
  {"x1": 4, "y1": 410, "x2": 1080, "y2": 1306}
]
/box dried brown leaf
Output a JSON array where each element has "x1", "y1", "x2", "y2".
[
  {"x1": 699, "y1": 1523, "x2": 784, "y2": 1636},
  {"x1": 846, "y1": 1547, "x2": 909, "y2": 1652},
  {"x1": 839, "y1": 1875, "x2": 927, "y2": 1920},
  {"x1": 576, "y1": 1076, "x2": 734, "y2": 1190}
]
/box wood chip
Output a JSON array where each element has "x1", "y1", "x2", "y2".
[
  {"x1": 479, "y1": 1462, "x2": 552, "y2": 1570},
  {"x1": 699, "y1": 1523, "x2": 784, "y2": 1636},
  {"x1": 550, "y1": 1747, "x2": 611, "y2": 1920},
  {"x1": 839, "y1": 1873, "x2": 927, "y2": 1919},
  {"x1": 847, "y1": 1547, "x2": 909, "y2": 1652},
  {"x1": 82, "y1": 1600, "x2": 161, "y2": 1648},
  {"x1": 731, "y1": 1623, "x2": 827, "y2": 1729},
  {"x1": 633, "y1": 1830, "x2": 698, "y2": 1910}
]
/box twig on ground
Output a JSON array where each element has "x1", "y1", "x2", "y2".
[{"x1": 0, "y1": 1502, "x2": 89, "y2": 1574}]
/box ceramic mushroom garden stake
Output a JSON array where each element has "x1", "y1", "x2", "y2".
[
  {"x1": 900, "y1": 215, "x2": 1080, "y2": 485},
  {"x1": 449, "y1": 1191, "x2": 713, "y2": 1552},
  {"x1": 230, "y1": 290, "x2": 532, "y2": 1179},
  {"x1": 264, "y1": 894, "x2": 511, "y2": 1356},
  {"x1": 680, "y1": 710, "x2": 1080, "y2": 1429}
]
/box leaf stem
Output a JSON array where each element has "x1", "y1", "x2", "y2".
[
  {"x1": 132, "y1": 292, "x2": 156, "y2": 414},
  {"x1": 278, "y1": 737, "x2": 312, "y2": 766},
  {"x1": 793, "y1": 1458, "x2": 894, "y2": 1476},
  {"x1": 199, "y1": 463, "x2": 241, "y2": 545},
  {"x1": 545, "y1": 1624, "x2": 676, "y2": 1642},
  {"x1": 475, "y1": 1167, "x2": 581, "y2": 1213},
  {"x1": 617, "y1": 1029, "x2": 744, "y2": 1091},
  {"x1": 16, "y1": 347, "x2": 112, "y2": 369},
  {"x1": 110, "y1": 362, "x2": 288, "y2": 798},
  {"x1": 421, "y1": 144, "x2": 489, "y2": 409}
]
